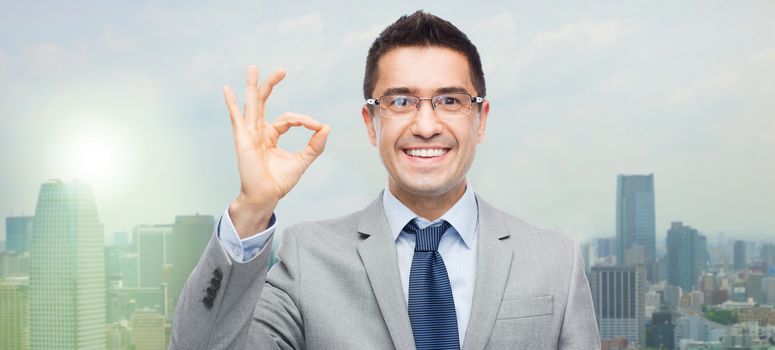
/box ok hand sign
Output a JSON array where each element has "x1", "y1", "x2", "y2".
[{"x1": 224, "y1": 65, "x2": 330, "y2": 237}]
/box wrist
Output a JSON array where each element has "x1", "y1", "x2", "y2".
[{"x1": 229, "y1": 195, "x2": 276, "y2": 239}]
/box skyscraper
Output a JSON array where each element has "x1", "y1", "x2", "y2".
[
  {"x1": 130, "y1": 308, "x2": 167, "y2": 350},
  {"x1": 29, "y1": 180, "x2": 106, "y2": 349},
  {"x1": 666, "y1": 222, "x2": 707, "y2": 292},
  {"x1": 761, "y1": 244, "x2": 775, "y2": 272},
  {"x1": 747, "y1": 273, "x2": 764, "y2": 303},
  {"x1": 171, "y1": 214, "x2": 214, "y2": 313},
  {"x1": 5, "y1": 216, "x2": 34, "y2": 253},
  {"x1": 616, "y1": 175, "x2": 656, "y2": 278},
  {"x1": 734, "y1": 240, "x2": 746, "y2": 271},
  {"x1": 590, "y1": 266, "x2": 646, "y2": 347},
  {"x1": 0, "y1": 276, "x2": 29, "y2": 350},
  {"x1": 596, "y1": 237, "x2": 616, "y2": 259},
  {"x1": 764, "y1": 277, "x2": 775, "y2": 305},
  {"x1": 134, "y1": 224, "x2": 173, "y2": 288}
]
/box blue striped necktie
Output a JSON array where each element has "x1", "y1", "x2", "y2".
[{"x1": 404, "y1": 220, "x2": 460, "y2": 350}]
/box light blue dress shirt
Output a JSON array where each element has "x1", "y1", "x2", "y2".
[{"x1": 217, "y1": 184, "x2": 480, "y2": 345}]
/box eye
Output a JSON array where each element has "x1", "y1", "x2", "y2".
[
  {"x1": 389, "y1": 96, "x2": 411, "y2": 107},
  {"x1": 438, "y1": 95, "x2": 462, "y2": 105}
]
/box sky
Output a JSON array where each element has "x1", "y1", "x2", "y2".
[{"x1": 1, "y1": 1, "x2": 774, "y2": 245}]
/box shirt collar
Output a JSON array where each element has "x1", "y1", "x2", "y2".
[{"x1": 382, "y1": 182, "x2": 478, "y2": 249}]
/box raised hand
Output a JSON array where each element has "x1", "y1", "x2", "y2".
[{"x1": 224, "y1": 65, "x2": 330, "y2": 237}]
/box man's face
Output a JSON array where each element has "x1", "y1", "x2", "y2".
[{"x1": 362, "y1": 46, "x2": 490, "y2": 200}]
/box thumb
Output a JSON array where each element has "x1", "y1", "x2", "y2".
[{"x1": 299, "y1": 124, "x2": 330, "y2": 165}]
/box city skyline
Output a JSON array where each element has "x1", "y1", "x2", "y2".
[
  {"x1": 4, "y1": 175, "x2": 775, "y2": 349},
  {"x1": 1, "y1": 170, "x2": 773, "y2": 247},
  {"x1": 2, "y1": 1, "x2": 774, "y2": 244}
]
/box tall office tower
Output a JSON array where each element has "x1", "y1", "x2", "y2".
[
  {"x1": 761, "y1": 244, "x2": 775, "y2": 271},
  {"x1": 745, "y1": 241, "x2": 757, "y2": 265},
  {"x1": 655, "y1": 255, "x2": 668, "y2": 283},
  {"x1": 5, "y1": 216, "x2": 34, "y2": 253},
  {"x1": 597, "y1": 237, "x2": 617, "y2": 258},
  {"x1": 120, "y1": 253, "x2": 139, "y2": 287},
  {"x1": 130, "y1": 309, "x2": 167, "y2": 350},
  {"x1": 134, "y1": 224, "x2": 173, "y2": 288},
  {"x1": 29, "y1": 180, "x2": 106, "y2": 349},
  {"x1": 696, "y1": 234, "x2": 708, "y2": 273},
  {"x1": 104, "y1": 246, "x2": 122, "y2": 279},
  {"x1": 590, "y1": 266, "x2": 646, "y2": 347},
  {"x1": 747, "y1": 273, "x2": 764, "y2": 303},
  {"x1": 666, "y1": 222, "x2": 707, "y2": 292},
  {"x1": 0, "y1": 276, "x2": 30, "y2": 350},
  {"x1": 734, "y1": 240, "x2": 747, "y2": 271},
  {"x1": 616, "y1": 175, "x2": 656, "y2": 280},
  {"x1": 171, "y1": 214, "x2": 214, "y2": 313},
  {"x1": 763, "y1": 277, "x2": 775, "y2": 305}
]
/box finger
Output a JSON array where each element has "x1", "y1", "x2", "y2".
[
  {"x1": 223, "y1": 85, "x2": 243, "y2": 129},
  {"x1": 245, "y1": 65, "x2": 260, "y2": 127},
  {"x1": 299, "y1": 124, "x2": 331, "y2": 164},
  {"x1": 257, "y1": 68, "x2": 287, "y2": 118},
  {"x1": 271, "y1": 113, "x2": 323, "y2": 136}
]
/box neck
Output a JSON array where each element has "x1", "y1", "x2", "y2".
[{"x1": 388, "y1": 180, "x2": 467, "y2": 221}]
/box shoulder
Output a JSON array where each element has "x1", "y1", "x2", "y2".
[
  {"x1": 477, "y1": 196, "x2": 580, "y2": 264},
  {"x1": 279, "y1": 207, "x2": 370, "y2": 251}
]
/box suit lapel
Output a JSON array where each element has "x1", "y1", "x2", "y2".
[
  {"x1": 356, "y1": 192, "x2": 416, "y2": 350},
  {"x1": 462, "y1": 197, "x2": 514, "y2": 350}
]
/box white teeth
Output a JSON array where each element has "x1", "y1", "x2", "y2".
[{"x1": 406, "y1": 148, "x2": 447, "y2": 157}]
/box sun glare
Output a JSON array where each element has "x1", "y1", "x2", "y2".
[
  {"x1": 73, "y1": 140, "x2": 114, "y2": 182},
  {"x1": 65, "y1": 133, "x2": 124, "y2": 191}
]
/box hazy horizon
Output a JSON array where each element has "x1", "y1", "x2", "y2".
[{"x1": 2, "y1": 1, "x2": 774, "y2": 244}]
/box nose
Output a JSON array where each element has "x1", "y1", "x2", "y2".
[{"x1": 409, "y1": 99, "x2": 443, "y2": 139}]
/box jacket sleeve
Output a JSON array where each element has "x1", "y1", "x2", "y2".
[
  {"x1": 169, "y1": 224, "x2": 305, "y2": 350},
  {"x1": 558, "y1": 240, "x2": 602, "y2": 350}
]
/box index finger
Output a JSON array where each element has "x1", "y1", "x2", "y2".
[{"x1": 256, "y1": 69, "x2": 287, "y2": 122}]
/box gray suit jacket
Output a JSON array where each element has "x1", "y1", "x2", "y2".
[{"x1": 170, "y1": 194, "x2": 601, "y2": 349}]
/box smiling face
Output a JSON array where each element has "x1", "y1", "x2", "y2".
[{"x1": 362, "y1": 46, "x2": 490, "y2": 205}]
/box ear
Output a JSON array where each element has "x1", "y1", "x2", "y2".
[
  {"x1": 361, "y1": 105, "x2": 378, "y2": 146},
  {"x1": 476, "y1": 99, "x2": 490, "y2": 144}
]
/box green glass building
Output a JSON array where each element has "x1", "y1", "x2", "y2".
[{"x1": 29, "y1": 180, "x2": 106, "y2": 349}]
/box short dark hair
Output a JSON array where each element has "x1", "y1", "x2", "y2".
[{"x1": 363, "y1": 10, "x2": 486, "y2": 100}]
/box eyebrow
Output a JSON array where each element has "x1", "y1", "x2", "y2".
[{"x1": 380, "y1": 86, "x2": 473, "y2": 96}]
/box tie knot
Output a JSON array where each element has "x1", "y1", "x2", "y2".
[{"x1": 404, "y1": 220, "x2": 451, "y2": 252}]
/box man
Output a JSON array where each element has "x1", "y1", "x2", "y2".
[{"x1": 170, "y1": 11, "x2": 600, "y2": 350}]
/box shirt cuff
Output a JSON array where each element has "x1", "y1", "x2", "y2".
[{"x1": 216, "y1": 207, "x2": 276, "y2": 263}]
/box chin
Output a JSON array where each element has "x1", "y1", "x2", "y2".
[{"x1": 396, "y1": 175, "x2": 457, "y2": 197}]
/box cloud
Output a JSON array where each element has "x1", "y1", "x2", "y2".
[
  {"x1": 342, "y1": 22, "x2": 385, "y2": 47},
  {"x1": 99, "y1": 26, "x2": 138, "y2": 53},
  {"x1": 279, "y1": 12, "x2": 324, "y2": 34},
  {"x1": 533, "y1": 19, "x2": 623, "y2": 50},
  {"x1": 15, "y1": 43, "x2": 83, "y2": 75},
  {"x1": 669, "y1": 47, "x2": 775, "y2": 103},
  {"x1": 669, "y1": 70, "x2": 739, "y2": 103},
  {"x1": 472, "y1": 12, "x2": 517, "y2": 36}
]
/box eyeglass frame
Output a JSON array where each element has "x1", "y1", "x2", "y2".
[{"x1": 365, "y1": 93, "x2": 484, "y2": 117}]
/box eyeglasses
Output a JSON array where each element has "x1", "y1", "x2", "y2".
[{"x1": 366, "y1": 93, "x2": 484, "y2": 118}]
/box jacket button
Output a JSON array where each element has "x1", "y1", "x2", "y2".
[
  {"x1": 213, "y1": 268, "x2": 223, "y2": 281},
  {"x1": 202, "y1": 296, "x2": 213, "y2": 309},
  {"x1": 207, "y1": 287, "x2": 216, "y2": 298},
  {"x1": 210, "y1": 278, "x2": 221, "y2": 290}
]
